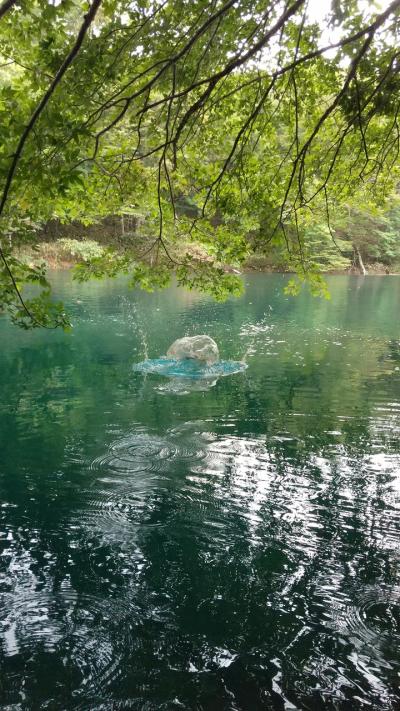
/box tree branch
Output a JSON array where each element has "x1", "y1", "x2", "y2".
[
  {"x1": 0, "y1": 0, "x2": 17, "y2": 20},
  {"x1": 0, "y1": 0, "x2": 102, "y2": 327}
]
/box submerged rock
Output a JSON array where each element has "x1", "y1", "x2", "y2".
[{"x1": 166, "y1": 335, "x2": 219, "y2": 365}]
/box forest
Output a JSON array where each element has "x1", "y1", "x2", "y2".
[{"x1": 0, "y1": 0, "x2": 400, "y2": 327}]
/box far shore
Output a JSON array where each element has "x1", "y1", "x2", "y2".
[
  {"x1": 13, "y1": 227, "x2": 400, "y2": 278},
  {"x1": 15, "y1": 247, "x2": 399, "y2": 278},
  {"x1": 19, "y1": 252, "x2": 400, "y2": 278},
  {"x1": 13, "y1": 218, "x2": 399, "y2": 278}
]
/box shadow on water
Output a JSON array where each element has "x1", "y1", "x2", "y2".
[{"x1": 0, "y1": 274, "x2": 399, "y2": 709}]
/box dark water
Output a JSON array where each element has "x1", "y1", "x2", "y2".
[{"x1": 0, "y1": 273, "x2": 399, "y2": 710}]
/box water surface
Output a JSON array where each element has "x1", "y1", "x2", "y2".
[{"x1": 0, "y1": 273, "x2": 399, "y2": 709}]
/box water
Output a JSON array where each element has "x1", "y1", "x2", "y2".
[{"x1": 0, "y1": 273, "x2": 399, "y2": 710}]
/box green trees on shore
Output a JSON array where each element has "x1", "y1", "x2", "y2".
[{"x1": 0, "y1": 0, "x2": 400, "y2": 326}]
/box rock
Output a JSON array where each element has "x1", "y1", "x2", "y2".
[{"x1": 166, "y1": 335, "x2": 219, "y2": 365}]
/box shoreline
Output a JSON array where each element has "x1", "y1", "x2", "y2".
[
  {"x1": 16, "y1": 242, "x2": 400, "y2": 277},
  {"x1": 42, "y1": 261, "x2": 400, "y2": 278}
]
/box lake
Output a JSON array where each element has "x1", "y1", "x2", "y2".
[{"x1": 0, "y1": 273, "x2": 399, "y2": 709}]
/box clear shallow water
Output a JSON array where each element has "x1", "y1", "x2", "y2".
[{"x1": 0, "y1": 272, "x2": 399, "y2": 710}]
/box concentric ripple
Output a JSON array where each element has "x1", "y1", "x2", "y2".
[
  {"x1": 90, "y1": 427, "x2": 207, "y2": 476},
  {"x1": 71, "y1": 426, "x2": 211, "y2": 545},
  {"x1": 0, "y1": 547, "x2": 136, "y2": 702},
  {"x1": 334, "y1": 585, "x2": 400, "y2": 651},
  {"x1": 91, "y1": 432, "x2": 175, "y2": 474}
]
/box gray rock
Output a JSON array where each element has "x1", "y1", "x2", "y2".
[{"x1": 167, "y1": 335, "x2": 219, "y2": 365}]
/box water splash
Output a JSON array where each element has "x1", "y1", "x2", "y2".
[{"x1": 133, "y1": 357, "x2": 247, "y2": 379}]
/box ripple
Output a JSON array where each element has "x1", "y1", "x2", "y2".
[
  {"x1": 66, "y1": 591, "x2": 137, "y2": 698},
  {"x1": 91, "y1": 435, "x2": 171, "y2": 474},
  {"x1": 0, "y1": 564, "x2": 137, "y2": 701},
  {"x1": 90, "y1": 428, "x2": 207, "y2": 477},
  {"x1": 73, "y1": 427, "x2": 211, "y2": 544},
  {"x1": 0, "y1": 589, "x2": 64, "y2": 656},
  {"x1": 338, "y1": 585, "x2": 400, "y2": 650}
]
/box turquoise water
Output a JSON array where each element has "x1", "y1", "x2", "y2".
[{"x1": 0, "y1": 273, "x2": 399, "y2": 709}]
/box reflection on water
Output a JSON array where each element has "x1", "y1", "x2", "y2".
[
  {"x1": 155, "y1": 376, "x2": 219, "y2": 393},
  {"x1": 0, "y1": 273, "x2": 399, "y2": 709}
]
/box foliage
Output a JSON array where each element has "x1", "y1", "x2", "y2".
[
  {"x1": 0, "y1": 0, "x2": 400, "y2": 325},
  {"x1": 0, "y1": 249, "x2": 69, "y2": 329},
  {"x1": 58, "y1": 238, "x2": 105, "y2": 262}
]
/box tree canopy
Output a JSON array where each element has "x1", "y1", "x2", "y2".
[{"x1": 0, "y1": 0, "x2": 400, "y2": 327}]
